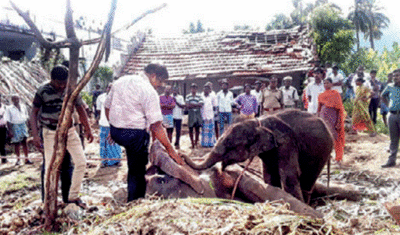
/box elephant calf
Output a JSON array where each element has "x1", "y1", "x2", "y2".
[{"x1": 183, "y1": 109, "x2": 334, "y2": 203}]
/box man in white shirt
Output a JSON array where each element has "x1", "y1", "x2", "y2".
[
  {"x1": 251, "y1": 80, "x2": 263, "y2": 117},
  {"x1": 5, "y1": 95, "x2": 31, "y2": 165},
  {"x1": 172, "y1": 86, "x2": 185, "y2": 149},
  {"x1": 201, "y1": 84, "x2": 217, "y2": 147},
  {"x1": 217, "y1": 79, "x2": 234, "y2": 135},
  {"x1": 330, "y1": 65, "x2": 344, "y2": 95},
  {"x1": 306, "y1": 68, "x2": 325, "y2": 114},
  {"x1": 105, "y1": 63, "x2": 184, "y2": 202},
  {"x1": 205, "y1": 82, "x2": 220, "y2": 139},
  {"x1": 279, "y1": 76, "x2": 299, "y2": 109}
]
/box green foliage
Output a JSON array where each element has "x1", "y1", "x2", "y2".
[
  {"x1": 183, "y1": 20, "x2": 206, "y2": 34},
  {"x1": 37, "y1": 47, "x2": 65, "y2": 72},
  {"x1": 319, "y1": 30, "x2": 355, "y2": 64},
  {"x1": 341, "y1": 48, "x2": 375, "y2": 76},
  {"x1": 92, "y1": 66, "x2": 113, "y2": 89},
  {"x1": 341, "y1": 42, "x2": 400, "y2": 81},
  {"x1": 343, "y1": 100, "x2": 354, "y2": 117},
  {"x1": 348, "y1": 0, "x2": 390, "y2": 50},
  {"x1": 196, "y1": 20, "x2": 204, "y2": 33},
  {"x1": 310, "y1": 4, "x2": 355, "y2": 65},
  {"x1": 234, "y1": 25, "x2": 252, "y2": 31},
  {"x1": 81, "y1": 91, "x2": 93, "y2": 108},
  {"x1": 266, "y1": 14, "x2": 293, "y2": 30},
  {"x1": 375, "y1": 114, "x2": 389, "y2": 135}
]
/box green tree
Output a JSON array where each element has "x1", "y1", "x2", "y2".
[
  {"x1": 234, "y1": 25, "x2": 252, "y2": 31},
  {"x1": 266, "y1": 13, "x2": 293, "y2": 30},
  {"x1": 362, "y1": 0, "x2": 390, "y2": 50},
  {"x1": 309, "y1": 3, "x2": 354, "y2": 64},
  {"x1": 196, "y1": 20, "x2": 204, "y2": 33},
  {"x1": 92, "y1": 66, "x2": 113, "y2": 89},
  {"x1": 341, "y1": 42, "x2": 400, "y2": 80},
  {"x1": 348, "y1": 0, "x2": 368, "y2": 50},
  {"x1": 189, "y1": 22, "x2": 196, "y2": 34},
  {"x1": 290, "y1": 0, "x2": 319, "y2": 26},
  {"x1": 183, "y1": 20, "x2": 207, "y2": 34}
]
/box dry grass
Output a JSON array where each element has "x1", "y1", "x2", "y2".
[{"x1": 88, "y1": 197, "x2": 343, "y2": 235}]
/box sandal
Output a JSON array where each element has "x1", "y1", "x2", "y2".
[{"x1": 69, "y1": 198, "x2": 87, "y2": 209}]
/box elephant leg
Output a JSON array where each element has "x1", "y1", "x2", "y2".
[
  {"x1": 259, "y1": 151, "x2": 281, "y2": 188},
  {"x1": 277, "y1": 148, "x2": 304, "y2": 202}
]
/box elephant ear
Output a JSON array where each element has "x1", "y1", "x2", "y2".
[
  {"x1": 223, "y1": 121, "x2": 257, "y2": 148},
  {"x1": 249, "y1": 126, "x2": 277, "y2": 154}
]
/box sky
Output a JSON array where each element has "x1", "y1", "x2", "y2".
[{"x1": 1, "y1": 0, "x2": 399, "y2": 48}]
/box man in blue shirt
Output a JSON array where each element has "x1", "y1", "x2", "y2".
[{"x1": 381, "y1": 69, "x2": 400, "y2": 168}]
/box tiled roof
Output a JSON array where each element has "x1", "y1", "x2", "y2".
[
  {"x1": 0, "y1": 59, "x2": 49, "y2": 107},
  {"x1": 119, "y1": 26, "x2": 315, "y2": 80}
]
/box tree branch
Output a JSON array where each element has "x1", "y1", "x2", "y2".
[
  {"x1": 65, "y1": 0, "x2": 77, "y2": 39},
  {"x1": 81, "y1": 3, "x2": 167, "y2": 46},
  {"x1": 9, "y1": 1, "x2": 52, "y2": 48}
]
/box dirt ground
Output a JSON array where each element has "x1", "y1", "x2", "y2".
[{"x1": 1, "y1": 119, "x2": 400, "y2": 234}]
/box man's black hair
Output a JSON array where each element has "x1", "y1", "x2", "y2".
[
  {"x1": 370, "y1": 70, "x2": 377, "y2": 74},
  {"x1": 144, "y1": 63, "x2": 169, "y2": 80},
  {"x1": 314, "y1": 67, "x2": 324, "y2": 74},
  {"x1": 356, "y1": 78, "x2": 365, "y2": 83},
  {"x1": 61, "y1": 61, "x2": 69, "y2": 68},
  {"x1": 51, "y1": 65, "x2": 69, "y2": 81}
]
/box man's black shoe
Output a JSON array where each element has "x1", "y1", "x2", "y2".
[{"x1": 381, "y1": 162, "x2": 396, "y2": 168}]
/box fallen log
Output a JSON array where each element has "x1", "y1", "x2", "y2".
[{"x1": 312, "y1": 182, "x2": 362, "y2": 202}]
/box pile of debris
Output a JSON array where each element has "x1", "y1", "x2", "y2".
[{"x1": 88, "y1": 197, "x2": 343, "y2": 235}]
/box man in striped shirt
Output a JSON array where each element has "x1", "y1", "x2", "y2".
[
  {"x1": 31, "y1": 65, "x2": 93, "y2": 208},
  {"x1": 186, "y1": 83, "x2": 204, "y2": 149}
]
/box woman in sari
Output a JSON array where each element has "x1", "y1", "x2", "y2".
[
  {"x1": 352, "y1": 78, "x2": 377, "y2": 137},
  {"x1": 318, "y1": 78, "x2": 345, "y2": 163}
]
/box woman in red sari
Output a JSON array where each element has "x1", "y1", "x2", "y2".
[{"x1": 318, "y1": 78, "x2": 345, "y2": 163}]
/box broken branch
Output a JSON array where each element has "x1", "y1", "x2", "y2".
[{"x1": 81, "y1": 3, "x2": 167, "y2": 46}]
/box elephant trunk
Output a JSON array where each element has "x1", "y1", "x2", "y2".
[{"x1": 182, "y1": 151, "x2": 222, "y2": 170}]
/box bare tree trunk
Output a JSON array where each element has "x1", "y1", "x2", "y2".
[
  {"x1": 369, "y1": 25, "x2": 375, "y2": 50},
  {"x1": 355, "y1": 0, "x2": 360, "y2": 51},
  {"x1": 11, "y1": 0, "x2": 166, "y2": 230},
  {"x1": 43, "y1": 1, "x2": 116, "y2": 230},
  {"x1": 356, "y1": 26, "x2": 360, "y2": 51}
]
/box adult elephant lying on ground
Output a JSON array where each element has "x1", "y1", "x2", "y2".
[
  {"x1": 182, "y1": 109, "x2": 334, "y2": 203},
  {"x1": 146, "y1": 140, "x2": 323, "y2": 218}
]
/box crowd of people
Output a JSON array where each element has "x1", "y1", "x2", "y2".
[
  {"x1": 0, "y1": 60, "x2": 398, "y2": 207},
  {"x1": 305, "y1": 62, "x2": 400, "y2": 168}
]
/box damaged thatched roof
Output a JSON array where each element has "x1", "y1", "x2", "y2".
[
  {"x1": 0, "y1": 59, "x2": 49, "y2": 106},
  {"x1": 119, "y1": 26, "x2": 316, "y2": 81}
]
